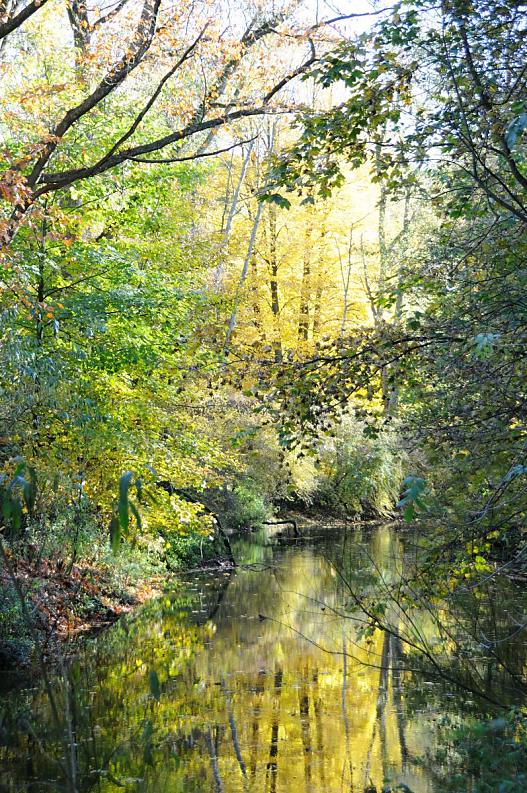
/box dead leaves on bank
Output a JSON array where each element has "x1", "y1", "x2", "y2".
[{"x1": 2, "y1": 552, "x2": 161, "y2": 646}]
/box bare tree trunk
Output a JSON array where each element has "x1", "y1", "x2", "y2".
[
  {"x1": 53, "y1": 658, "x2": 80, "y2": 793},
  {"x1": 338, "y1": 226, "x2": 355, "y2": 338},
  {"x1": 214, "y1": 140, "x2": 255, "y2": 290},
  {"x1": 221, "y1": 677, "x2": 249, "y2": 789},
  {"x1": 311, "y1": 244, "x2": 325, "y2": 341},
  {"x1": 267, "y1": 204, "x2": 283, "y2": 363},
  {"x1": 298, "y1": 666, "x2": 313, "y2": 787},
  {"x1": 224, "y1": 200, "x2": 263, "y2": 352},
  {"x1": 312, "y1": 669, "x2": 326, "y2": 790},
  {"x1": 297, "y1": 216, "x2": 313, "y2": 342},
  {"x1": 205, "y1": 727, "x2": 225, "y2": 793},
  {"x1": 394, "y1": 187, "x2": 411, "y2": 320},
  {"x1": 341, "y1": 635, "x2": 354, "y2": 792},
  {"x1": 390, "y1": 634, "x2": 409, "y2": 767},
  {"x1": 360, "y1": 235, "x2": 379, "y2": 327},
  {"x1": 67, "y1": 0, "x2": 91, "y2": 55},
  {"x1": 220, "y1": 150, "x2": 236, "y2": 233},
  {"x1": 377, "y1": 632, "x2": 390, "y2": 782},
  {"x1": 250, "y1": 668, "x2": 266, "y2": 780},
  {"x1": 31, "y1": 211, "x2": 47, "y2": 449},
  {"x1": 363, "y1": 632, "x2": 390, "y2": 792},
  {"x1": 386, "y1": 186, "x2": 412, "y2": 417},
  {"x1": 250, "y1": 251, "x2": 266, "y2": 344},
  {"x1": 375, "y1": 134, "x2": 389, "y2": 310}
]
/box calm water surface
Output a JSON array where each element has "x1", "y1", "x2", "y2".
[{"x1": 1, "y1": 523, "x2": 524, "y2": 792}]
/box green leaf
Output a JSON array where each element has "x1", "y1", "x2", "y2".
[
  {"x1": 109, "y1": 514, "x2": 120, "y2": 554},
  {"x1": 128, "y1": 499, "x2": 142, "y2": 530},
  {"x1": 259, "y1": 192, "x2": 291, "y2": 209},
  {"x1": 12, "y1": 462, "x2": 26, "y2": 478},
  {"x1": 11, "y1": 499, "x2": 22, "y2": 533},
  {"x1": 506, "y1": 112, "x2": 527, "y2": 149},
  {"x1": 21, "y1": 469, "x2": 37, "y2": 517},
  {"x1": 118, "y1": 471, "x2": 133, "y2": 533},
  {"x1": 1, "y1": 492, "x2": 12, "y2": 525},
  {"x1": 149, "y1": 670, "x2": 161, "y2": 700},
  {"x1": 398, "y1": 475, "x2": 426, "y2": 521},
  {"x1": 142, "y1": 719, "x2": 154, "y2": 765},
  {"x1": 404, "y1": 504, "x2": 414, "y2": 522}
]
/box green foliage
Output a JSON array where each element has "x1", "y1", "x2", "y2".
[
  {"x1": 265, "y1": 0, "x2": 527, "y2": 226},
  {"x1": 0, "y1": 583, "x2": 36, "y2": 668},
  {"x1": 426, "y1": 711, "x2": 527, "y2": 792},
  {"x1": 257, "y1": 0, "x2": 527, "y2": 590},
  {"x1": 312, "y1": 416, "x2": 403, "y2": 517},
  {"x1": 397, "y1": 475, "x2": 426, "y2": 522},
  {"x1": 163, "y1": 531, "x2": 219, "y2": 570},
  {"x1": 0, "y1": 151, "x2": 235, "y2": 570},
  {"x1": 109, "y1": 471, "x2": 142, "y2": 555},
  {"x1": 0, "y1": 463, "x2": 37, "y2": 537},
  {"x1": 220, "y1": 482, "x2": 269, "y2": 531}
]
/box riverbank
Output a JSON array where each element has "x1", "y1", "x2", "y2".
[
  {"x1": 0, "y1": 551, "x2": 165, "y2": 672},
  {"x1": 0, "y1": 506, "x2": 395, "y2": 674},
  {"x1": 0, "y1": 538, "x2": 241, "y2": 675}
]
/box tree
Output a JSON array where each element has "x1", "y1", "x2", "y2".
[
  {"x1": 0, "y1": 0, "x2": 320, "y2": 247},
  {"x1": 266, "y1": 0, "x2": 527, "y2": 220},
  {"x1": 257, "y1": 0, "x2": 527, "y2": 557}
]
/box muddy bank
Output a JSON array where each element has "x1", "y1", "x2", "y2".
[{"x1": 0, "y1": 552, "x2": 165, "y2": 674}]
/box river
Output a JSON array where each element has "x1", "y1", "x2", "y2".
[{"x1": 1, "y1": 522, "x2": 526, "y2": 792}]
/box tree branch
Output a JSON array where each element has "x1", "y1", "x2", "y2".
[
  {"x1": 91, "y1": 0, "x2": 131, "y2": 30},
  {"x1": 35, "y1": 41, "x2": 314, "y2": 195},
  {"x1": 129, "y1": 135, "x2": 257, "y2": 164},
  {"x1": 0, "y1": 0, "x2": 50, "y2": 41},
  {"x1": 27, "y1": 0, "x2": 162, "y2": 190},
  {"x1": 94, "y1": 24, "x2": 208, "y2": 172}
]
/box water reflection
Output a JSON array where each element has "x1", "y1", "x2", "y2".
[{"x1": 0, "y1": 524, "x2": 525, "y2": 792}]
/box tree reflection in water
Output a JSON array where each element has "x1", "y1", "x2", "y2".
[{"x1": 1, "y1": 523, "x2": 526, "y2": 792}]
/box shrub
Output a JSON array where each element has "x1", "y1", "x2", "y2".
[
  {"x1": 311, "y1": 415, "x2": 403, "y2": 517},
  {"x1": 0, "y1": 582, "x2": 36, "y2": 669},
  {"x1": 425, "y1": 711, "x2": 527, "y2": 792}
]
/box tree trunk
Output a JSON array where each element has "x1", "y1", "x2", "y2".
[
  {"x1": 297, "y1": 216, "x2": 313, "y2": 342},
  {"x1": 339, "y1": 226, "x2": 354, "y2": 338},
  {"x1": 224, "y1": 199, "x2": 263, "y2": 352},
  {"x1": 298, "y1": 666, "x2": 313, "y2": 786},
  {"x1": 266, "y1": 665, "x2": 283, "y2": 793},
  {"x1": 214, "y1": 140, "x2": 255, "y2": 291},
  {"x1": 268, "y1": 204, "x2": 282, "y2": 363},
  {"x1": 311, "y1": 225, "x2": 326, "y2": 339},
  {"x1": 250, "y1": 251, "x2": 266, "y2": 344}
]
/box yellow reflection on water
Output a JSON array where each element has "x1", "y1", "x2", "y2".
[{"x1": 0, "y1": 526, "x2": 439, "y2": 792}]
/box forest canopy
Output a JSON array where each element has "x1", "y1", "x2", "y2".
[{"x1": 0, "y1": 0, "x2": 527, "y2": 689}]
